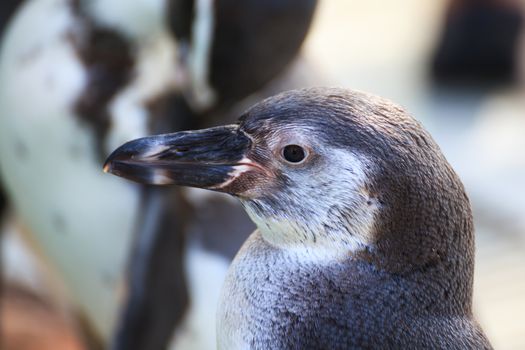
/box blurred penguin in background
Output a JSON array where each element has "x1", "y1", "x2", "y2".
[
  {"x1": 432, "y1": 0, "x2": 524, "y2": 85},
  {"x1": 0, "y1": 1, "x2": 21, "y2": 33},
  {"x1": 0, "y1": 0, "x2": 317, "y2": 349}
]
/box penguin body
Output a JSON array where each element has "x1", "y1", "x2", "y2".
[
  {"x1": 218, "y1": 232, "x2": 488, "y2": 349},
  {"x1": 0, "y1": 0, "x2": 142, "y2": 338}
]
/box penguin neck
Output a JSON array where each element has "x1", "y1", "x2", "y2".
[
  {"x1": 243, "y1": 205, "x2": 370, "y2": 263},
  {"x1": 353, "y1": 191, "x2": 476, "y2": 314}
]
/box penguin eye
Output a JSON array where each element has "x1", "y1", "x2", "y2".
[{"x1": 281, "y1": 145, "x2": 306, "y2": 163}]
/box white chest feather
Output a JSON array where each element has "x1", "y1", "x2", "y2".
[{"x1": 216, "y1": 231, "x2": 348, "y2": 350}]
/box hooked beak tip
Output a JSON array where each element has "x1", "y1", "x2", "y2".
[{"x1": 103, "y1": 162, "x2": 111, "y2": 174}]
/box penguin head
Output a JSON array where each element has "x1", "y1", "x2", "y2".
[{"x1": 105, "y1": 88, "x2": 473, "y2": 274}]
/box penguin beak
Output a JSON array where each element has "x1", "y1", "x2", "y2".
[{"x1": 103, "y1": 125, "x2": 256, "y2": 193}]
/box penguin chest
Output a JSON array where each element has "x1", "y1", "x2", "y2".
[
  {"x1": 216, "y1": 232, "x2": 339, "y2": 350},
  {"x1": 216, "y1": 237, "x2": 283, "y2": 350}
]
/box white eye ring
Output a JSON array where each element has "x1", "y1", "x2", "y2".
[{"x1": 281, "y1": 144, "x2": 307, "y2": 164}]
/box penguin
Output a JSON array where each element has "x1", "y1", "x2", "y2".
[
  {"x1": 432, "y1": 0, "x2": 524, "y2": 85},
  {"x1": 104, "y1": 87, "x2": 493, "y2": 349},
  {"x1": 0, "y1": 0, "x2": 317, "y2": 349}
]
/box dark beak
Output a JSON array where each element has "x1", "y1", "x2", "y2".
[{"x1": 103, "y1": 125, "x2": 254, "y2": 192}]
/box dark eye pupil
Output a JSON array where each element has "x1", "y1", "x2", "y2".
[{"x1": 283, "y1": 145, "x2": 305, "y2": 163}]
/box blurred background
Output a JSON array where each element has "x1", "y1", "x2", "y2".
[{"x1": 1, "y1": 0, "x2": 524, "y2": 349}]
